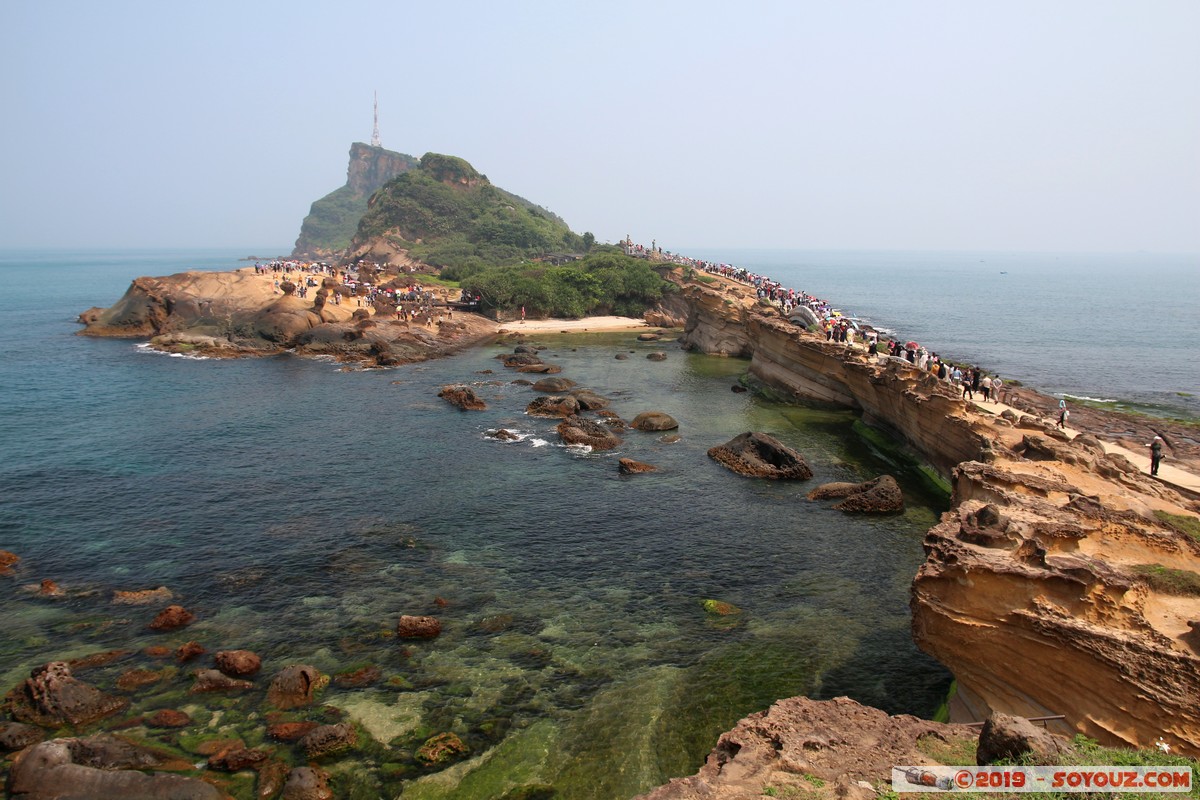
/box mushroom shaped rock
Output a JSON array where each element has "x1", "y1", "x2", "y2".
[
  {"x1": 213, "y1": 649, "x2": 262, "y2": 677},
  {"x1": 2, "y1": 662, "x2": 128, "y2": 728},
  {"x1": 531, "y1": 377, "x2": 576, "y2": 393},
  {"x1": 631, "y1": 411, "x2": 679, "y2": 431},
  {"x1": 267, "y1": 665, "x2": 324, "y2": 710},
  {"x1": 707, "y1": 432, "x2": 813, "y2": 480},
  {"x1": 253, "y1": 296, "x2": 321, "y2": 344},
  {"x1": 438, "y1": 385, "x2": 487, "y2": 411},
  {"x1": 526, "y1": 395, "x2": 580, "y2": 418},
  {"x1": 556, "y1": 416, "x2": 623, "y2": 451},
  {"x1": 397, "y1": 615, "x2": 442, "y2": 639}
]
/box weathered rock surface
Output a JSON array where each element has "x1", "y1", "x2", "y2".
[
  {"x1": 569, "y1": 388, "x2": 610, "y2": 411},
  {"x1": 396, "y1": 615, "x2": 442, "y2": 639},
  {"x1": 808, "y1": 475, "x2": 904, "y2": 513},
  {"x1": 299, "y1": 722, "x2": 357, "y2": 759},
  {"x1": 416, "y1": 732, "x2": 468, "y2": 765},
  {"x1": 556, "y1": 416, "x2": 623, "y2": 451},
  {"x1": 646, "y1": 351, "x2": 668, "y2": 361},
  {"x1": 976, "y1": 712, "x2": 1074, "y2": 765},
  {"x1": 526, "y1": 395, "x2": 580, "y2": 418},
  {"x1": 707, "y1": 432, "x2": 813, "y2": 480},
  {"x1": 630, "y1": 411, "x2": 679, "y2": 431},
  {"x1": 148, "y1": 604, "x2": 194, "y2": 631},
  {"x1": 144, "y1": 709, "x2": 191, "y2": 729},
  {"x1": 267, "y1": 721, "x2": 320, "y2": 742},
  {"x1": 281, "y1": 766, "x2": 334, "y2": 800},
  {"x1": 618, "y1": 458, "x2": 658, "y2": 475},
  {"x1": 7, "y1": 738, "x2": 219, "y2": 800},
  {"x1": 111, "y1": 586, "x2": 173, "y2": 605},
  {"x1": 0, "y1": 550, "x2": 19, "y2": 575},
  {"x1": 438, "y1": 384, "x2": 486, "y2": 411},
  {"x1": 3, "y1": 662, "x2": 128, "y2": 728},
  {"x1": 189, "y1": 669, "x2": 252, "y2": 694},
  {"x1": 912, "y1": 458, "x2": 1200, "y2": 754},
  {"x1": 267, "y1": 665, "x2": 323, "y2": 709},
  {"x1": 531, "y1": 376, "x2": 576, "y2": 393},
  {"x1": 0, "y1": 721, "x2": 44, "y2": 751},
  {"x1": 213, "y1": 649, "x2": 262, "y2": 677},
  {"x1": 637, "y1": 696, "x2": 975, "y2": 799},
  {"x1": 486, "y1": 428, "x2": 520, "y2": 441}
]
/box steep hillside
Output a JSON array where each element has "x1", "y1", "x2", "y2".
[
  {"x1": 350, "y1": 152, "x2": 584, "y2": 275},
  {"x1": 293, "y1": 142, "x2": 418, "y2": 257}
]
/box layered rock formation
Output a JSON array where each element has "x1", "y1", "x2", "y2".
[{"x1": 674, "y1": 271, "x2": 1200, "y2": 756}]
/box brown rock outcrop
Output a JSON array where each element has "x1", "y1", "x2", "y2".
[
  {"x1": 618, "y1": 458, "x2": 658, "y2": 475},
  {"x1": 438, "y1": 384, "x2": 486, "y2": 411},
  {"x1": 189, "y1": 669, "x2": 253, "y2": 694},
  {"x1": 976, "y1": 713, "x2": 1074, "y2": 765},
  {"x1": 267, "y1": 665, "x2": 323, "y2": 709},
  {"x1": 3, "y1": 662, "x2": 128, "y2": 728},
  {"x1": 637, "y1": 696, "x2": 975, "y2": 800},
  {"x1": 569, "y1": 388, "x2": 610, "y2": 411},
  {"x1": 298, "y1": 722, "x2": 357, "y2": 759},
  {"x1": 148, "y1": 604, "x2": 194, "y2": 631},
  {"x1": 145, "y1": 709, "x2": 192, "y2": 728},
  {"x1": 214, "y1": 649, "x2": 262, "y2": 677},
  {"x1": 809, "y1": 475, "x2": 904, "y2": 513},
  {"x1": 396, "y1": 615, "x2": 442, "y2": 639},
  {"x1": 707, "y1": 432, "x2": 813, "y2": 480},
  {"x1": 1, "y1": 550, "x2": 20, "y2": 575},
  {"x1": 526, "y1": 395, "x2": 580, "y2": 418},
  {"x1": 531, "y1": 376, "x2": 576, "y2": 392},
  {"x1": 0, "y1": 721, "x2": 44, "y2": 751},
  {"x1": 630, "y1": 411, "x2": 679, "y2": 431},
  {"x1": 556, "y1": 416, "x2": 623, "y2": 451}
]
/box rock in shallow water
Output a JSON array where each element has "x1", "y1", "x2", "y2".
[
  {"x1": 2, "y1": 661, "x2": 128, "y2": 728},
  {"x1": 707, "y1": 432, "x2": 813, "y2": 480}
]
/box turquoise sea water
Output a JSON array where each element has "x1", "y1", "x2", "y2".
[{"x1": 0, "y1": 247, "x2": 1188, "y2": 798}]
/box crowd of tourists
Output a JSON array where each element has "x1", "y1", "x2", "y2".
[
  {"x1": 627, "y1": 240, "x2": 1011, "y2": 404},
  {"x1": 251, "y1": 259, "x2": 454, "y2": 324}
]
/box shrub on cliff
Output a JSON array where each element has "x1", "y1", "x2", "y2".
[{"x1": 353, "y1": 152, "x2": 583, "y2": 267}]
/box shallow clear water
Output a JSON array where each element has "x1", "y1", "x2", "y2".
[{"x1": 0, "y1": 250, "x2": 952, "y2": 798}]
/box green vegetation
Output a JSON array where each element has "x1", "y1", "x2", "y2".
[
  {"x1": 1132, "y1": 563, "x2": 1200, "y2": 596},
  {"x1": 296, "y1": 185, "x2": 372, "y2": 253},
  {"x1": 460, "y1": 252, "x2": 670, "y2": 319},
  {"x1": 354, "y1": 152, "x2": 583, "y2": 275},
  {"x1": 1155, "y1": 510, "x2": 1200, "y2": 542}
]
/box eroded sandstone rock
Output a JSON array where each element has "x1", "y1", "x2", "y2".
[
  {"x1": 707, "y1": 432, "x2": 813, "y2": 480},
  {"x1": 214, "y1": 649, "x2": 262, "y2": 677},
  {"x1": 438, "y1": 384, "x2": 487, "y2": 411},
  {"x1": 267, "y1": 665, "x2": 323, "y2": 709},
  {"x1": 618, "y1": 458, "x2": 658, "y2": 475},
  {"x1": 631, "y1": 411, "x2": 679, "y2": 431},
  {"x1": 148, "y1": 604, "x2": 194, "y2": 631},
  {"x1": 396, "y1": 615, "x2": 441, "y2": 639},
  {"x1": 526, "y1": 395, "x2": 580, "y2": 418},
  {"x1": 3, "y1": 662, "x2": 128, "y2": 728},
  {"x1": 556, "y1": 416, "x2": 623, "y2": 451}
]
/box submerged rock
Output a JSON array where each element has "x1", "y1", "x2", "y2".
[
  {"x1": 0, "y1": 549, "x2": 19, "y2": 575},
  {"x1": 148, "y1": 604, "x2": 194, "y2": 631},
  {"x1": 282, "y1": 766, "x2": 334, "y2": 800},
  {"x1": 646, "y1": 352, "x2": 668, "y2": 361},
  {"x1": 707, "y1": 432, "x2": 813, "y2": 480},
  {"x1": 175, "y1": 641, "x2": 206, "y2": 663},
  {"x1": 486, "y1": 428, "x2": 520, "y2": 441},
  {"x1": 189, "y1": 669, "x2": 253, "y2": 694},
  {"x1": 618, "y1": 458, "x2": 658, "y2": 475},
  {"x1": 267, "y1": 721, "x2": 320, "y2": 742},
  {"x1": 701, "y1": 599, "x2": 741, "y2": 616},
  {"x1": 3, "y1": 662, "x2": 128, "y2": 728},
  {"x1": 145, "y1": 709, "x2": 191, "y2": 729},
  {"x1": 299, "y1": 722, "x2": 358, "y2": 759},
  {"x1": 111, "y1": 586, "x2": 173, "y2": 605},
  {"x1": 7, "y1": 739, "x2": 220, "y2": 800},
  {"x1": 416, "y1": 731, "x2": 468, "y2": 765}
]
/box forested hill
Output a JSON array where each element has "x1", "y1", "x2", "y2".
[{"x1": 350, "y1": 152, "x2": 587, "y2": 277}]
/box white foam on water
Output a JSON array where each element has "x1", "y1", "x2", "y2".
[
  {"x1": 133, "y1": 343, "x2": 214, "y2": 360},
  {"x1": 530, "y1": 438, "x2": 550, "y2": 448},
  {"x1": 1062, "y1": 393, "x2": 1118, "y2": 404}
]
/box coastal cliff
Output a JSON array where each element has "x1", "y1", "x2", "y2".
[
  {"x1": 293, "y1": 142, "x2": 418, "y2": 258},
  {"x1": 673, "y1": 272, "x2": 1200, "y2": 756}
]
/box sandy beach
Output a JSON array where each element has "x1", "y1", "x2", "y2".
[{"x1": 497, "y1": 316, "x2": 652, "y2": 333}]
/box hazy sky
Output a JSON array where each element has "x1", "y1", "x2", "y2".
[{"x1": 2, "y1": 0, "x2": 1197, "y2": 253}]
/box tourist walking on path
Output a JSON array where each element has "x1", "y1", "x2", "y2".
[{"x1": 1149, "y1": 436, "x2": 1164, "y2": 476}]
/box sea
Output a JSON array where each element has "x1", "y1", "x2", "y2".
[{"x1": 0, "y1": 247, "x2": 1194, "y2": 799}]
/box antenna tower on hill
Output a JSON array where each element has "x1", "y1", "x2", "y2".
[{"x1": 371, "y1": 91, "x2": 381, "y2": 148}]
